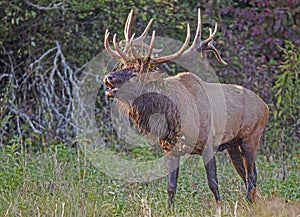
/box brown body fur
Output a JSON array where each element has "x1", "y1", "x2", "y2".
[{"x1": 121, "y1": 72, "x2": 268, "y2": 156}]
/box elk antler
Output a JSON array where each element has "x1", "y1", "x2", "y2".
[
  {"x1": 104, "y1": 10, "x2": 162, "y2": 62},
  {"x1": 104, "y1": 9, "x2": 227, "y2": 65},
  {"x1": 124, "y1": 10, "x2": 162, "y2": 53},
  {"x1": 104, "y1": 30, "x2": 124, "y2": 60},
  {"x1": 151, "y1": 9, "x2": 227, "y2": 65},
  {"x1": 149, "y1": 23, "x2": 191, "y2": 65}
]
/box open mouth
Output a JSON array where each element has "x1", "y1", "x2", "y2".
[{"x1": 104, "y1": 79, "x2": 118, "y2": 97}]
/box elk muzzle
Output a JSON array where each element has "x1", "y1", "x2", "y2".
[
  {"x1": 103, "y1": 67, "x2": 139, "y2": 98},
  {"x1": 103, "y1": 74, "x2": 119, "y2": 97}
]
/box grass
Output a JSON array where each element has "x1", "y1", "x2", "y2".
[{"x1": 0, "y1": 142, "x2": 299, "y2": 217}]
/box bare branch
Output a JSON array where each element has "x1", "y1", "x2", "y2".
[{"x1": 25, "y1": 1, "x2": 65, "y2": 11}]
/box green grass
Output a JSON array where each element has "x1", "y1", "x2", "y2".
[{"x1": 0, "y1": 142, "x2": 299, "y2": 217}]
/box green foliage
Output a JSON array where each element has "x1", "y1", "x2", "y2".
[
  {"x1": 261, "y1": 155, "x2": 299, "y2": 201},
  {"x1": 273, "y1": 41, "x2": 299, "y2": 122},
  {"x1": 265, "y1": 41, "x2": 300, "y2": 155}
]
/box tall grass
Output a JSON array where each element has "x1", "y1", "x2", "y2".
[{"x1": 0, "y1": 141, "x2": 299, "y2": 216}]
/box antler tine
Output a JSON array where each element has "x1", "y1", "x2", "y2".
[
  {"x1": 131, "y1": 19, "x2": 163, "y2": 53},
  {"x1": 192, "y1": 8, "x2": 202, "y2": 47},
  {"x1": 206, "y1": 43, "x2": 228, "y2": 65},
  {"x1": 133, "y1": 18, "x2": 153, "y2": 44},
  {"x1": 113, "y1": 34, "x2": 130, "y2": 61},
  {"x1": 129, "y1": 33, "x2": 141, "y2": 59},
  {"x1": 104, "y1": 30, "x2": 122, "y2": 60},
  {"x1": 200, "y1": 25, "x2": 227, "y2": 65},
  {"x1": 151, "y1": 23, "x2": 191, "y2": 64},
  {"x1": 123, "y1": 10, "x2": 162, "y2": 53},
  {"x1": 195, "y1": 22, "x2": 227, "y2": 65},
  {"x1": 147, "y1": 30, "x2": 156, "y2": 58},
  {"x1": 124, "y1": 9, "x2": 134, "y2": 41},
  {"x1": 150, "y1": 8, "x2": 227, "y2": 65},
  {"x1": 203, "y1": 23, "x2": 217, "y2": 44},
  {"x1": 205, "y1": 27, "x2": 227, "y2": 65},
  {"x1": 179, "y1": 8, "x2": 202, "y2": 57}
]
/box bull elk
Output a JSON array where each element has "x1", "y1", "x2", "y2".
[{"x1": 103, "y1": 9, "x2": 268, "y2": 207}]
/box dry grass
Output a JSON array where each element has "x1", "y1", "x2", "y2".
[{"x1": 250, "y1": 197, "x2": 300, "y2": 217}]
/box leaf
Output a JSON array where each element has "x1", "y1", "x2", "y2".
[
  {"x1": 273, "y1": 110, "x2": 278, "y2": 120},
  {"x1": 276, "y1": 94, "x2": 282, "y2": 108},
  {"x1": 0, "y1": 115, "x2": 13, "y2": 128}
]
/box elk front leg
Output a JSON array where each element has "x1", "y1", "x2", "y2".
[
  {"x1": 203, "y1": 155, "x2": 220, "y2": 203},
  {"x1": 203, "y1": 145, "x2": 220, "y2": 203},
  {"x1": 165, "y1": 153, "x2": 180, "y2": 208}
]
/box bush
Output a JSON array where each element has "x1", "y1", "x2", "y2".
[{"x1": 264, "y1": 41, "x2": 299, "y2": 155}]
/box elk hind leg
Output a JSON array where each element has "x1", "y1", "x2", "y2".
[
  {"x1": 225, "y1": 139, "x2": 247, "y2": 185},
  {"x1": 240, "y1": 139, "x2": 259, "y2": 203}
]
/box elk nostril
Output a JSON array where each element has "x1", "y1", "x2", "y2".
[{"x1": 106, "y1": 75, "x2": 114, "y2": 82}]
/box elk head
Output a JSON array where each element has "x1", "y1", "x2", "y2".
[{"x1": 103, "y1": 9, "x2": 227, "y2": 98}]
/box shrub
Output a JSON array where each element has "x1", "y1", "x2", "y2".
[{"x1": 264, "y1": 41, "x2": 299, "y2": 155}]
